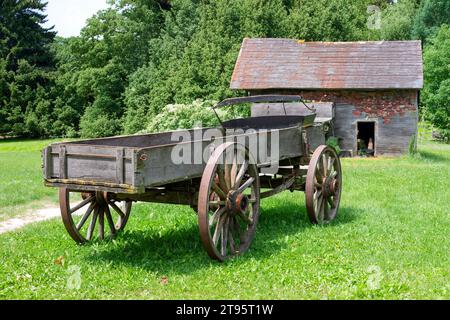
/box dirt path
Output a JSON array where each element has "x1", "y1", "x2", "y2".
[{"x1": 0, "y1": 204, "x2": 60, "y2": 234}]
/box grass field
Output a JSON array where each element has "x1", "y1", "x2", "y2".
[
  {"x1": 0, "y1": 139, "x2": 448, "y2": 299},
  {"x1": 0, "y1": 139, "x2": 62, "y2": 221}
]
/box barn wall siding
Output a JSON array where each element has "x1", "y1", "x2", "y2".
[
  {"x1": 376, "y1": 111, "x2": 418, "y2": 155},
  {"x1": 333, "y1": 104, "x2": 417, "y2": 155},
  {"x1": 250, "y1": 89, "x2": 418, "y2": 156}
]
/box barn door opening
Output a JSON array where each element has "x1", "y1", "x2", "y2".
[{"x1": 357, "y1": 121, "x2": 375, "y2": 156}]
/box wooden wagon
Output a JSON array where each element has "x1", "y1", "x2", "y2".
[{"x1": 42, "y1": 95, "x2": 342, "y2": 261}]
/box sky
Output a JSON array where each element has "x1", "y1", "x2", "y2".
[{"x1": 43, "y1": 0, "x2": 109, "y2": 37}]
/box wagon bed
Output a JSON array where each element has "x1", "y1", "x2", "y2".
[{"x1": 43, "y1": 114, "x2": 315, "y2": 194}]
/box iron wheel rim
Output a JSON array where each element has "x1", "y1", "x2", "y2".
[
  {"x1": 305, "y1": 145, "x2": 342, "y2": 224},
  {"x1": 198, "y1": 142, "x2": 260, "y2": 261},
  {"x1": 59, "y1": 188, "x2": 132, "y2": 243}
]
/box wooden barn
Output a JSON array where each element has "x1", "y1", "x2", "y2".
[{"x1": 230, "y1": 38, "x2": 424, "y2": 156}]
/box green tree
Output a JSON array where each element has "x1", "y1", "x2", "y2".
[
  {"x1": 380, "y1": 0, "x2": 418, "y2": 40},
  {"x1": 422, "y1": 25, "x2": 450, "y2": 141},
  {"x1": 54, "y1": 0, "x2": 165, "y2": 137},
  {"x1": 3, "y1": 0, "x2": 426, "y2": 138},
  {"x1": 0, "y1": 0, "x2": 56, "y2": 137},
  {"x1": 286, "y1": 0, "x2": 377, "y2": 41},
  {"x1": 123, "y1": 0, "x2": 289, "y2": 133},
  {"x1": 123, "y1": 0, "x2": 202, "y2": 133},
  {"x1": 412, "y1": 0, "x2": 450, "y2": 41}
]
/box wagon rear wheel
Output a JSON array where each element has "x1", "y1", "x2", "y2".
[
  {"x1": 305, "y1": 145, "x2": 342, "y2": 224},
  {"x1": 198, "y1": 142, "x2": 260, "y2": 261},
  {"x1": 59, "y1": 188, "x2": 132, "y2": 243}
]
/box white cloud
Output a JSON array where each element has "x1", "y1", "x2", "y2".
[{"x1": 43, "y1": 0, "x2": 109, "y2": 37}]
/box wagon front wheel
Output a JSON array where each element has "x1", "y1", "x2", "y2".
[
  {"x1": 198, "y1": 142, "x2": 260, "y2": 261},
  {"x1": 59, "y1": 188, "x2": 132, "y2": 243},
  {"x1": 305, "y1": 145, "x2": 342, "y2": 224}
]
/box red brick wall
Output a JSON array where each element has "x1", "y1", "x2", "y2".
[
  {"x1": 250, "y1": 89, "x2": 419, "y2": 155},
  {"x1": 252, "y1": 90, "x2": 418, "y2": 124}
]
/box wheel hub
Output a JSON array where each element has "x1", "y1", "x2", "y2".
[
  {"x1": 227, "y1": 191, "x2": 249, "y2": 215},
  {"x1": 323, "y1": 177, "x2": 339, "y2": 197},
  {"x1": 81, "y1": 192, "x2": 93, "y2": 200},
  {"x1": 329, "y1": 179, "x2": 339, "y2": 195},
  {"x1": 95, "y1": 191, "x2": 108, "y2": 205}
]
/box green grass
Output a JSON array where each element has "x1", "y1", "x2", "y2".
[
  {"x1": 0, "y1": 140, "x2": 449, "y2": 299},
  {"x1": 0, "y1": 138, "x2": 73, "y2": 221}
]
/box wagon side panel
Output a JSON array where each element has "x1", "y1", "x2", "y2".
[
  {"x1": 136, "y1": 142, "x2": 213, "y2": 187},
  {"x1": 305, "y1": 124, "x2": 327, "y2": 152},
  {"x1": 136, "y1": 128, "x2": 305, "y2": 188},
  {"x1": 254, "y1": 127, "x2": 304, "y2": 166},
  {"x1": 278, "y1": 127, "x2": 304, "y2": 161},
  {"x1": 43, "y1": 144, "x2": 138, "y2": 191}
]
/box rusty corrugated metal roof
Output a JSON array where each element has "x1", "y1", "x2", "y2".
[{"x1": 230, "y1": 39, "x2": 423, "y2": 90}]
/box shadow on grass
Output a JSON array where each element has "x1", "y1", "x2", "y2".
[
  {"x1": 417, "y1": 150, "x2": 449, "y2": 163},
  {"x1": 85, "y1": 200, "x2": 358, "y2": 274}
]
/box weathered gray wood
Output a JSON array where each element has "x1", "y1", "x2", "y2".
[
  {"x1": 51, "y1": 128, "x2": 213, "y2": 148},
  {"x1": 44, "y1": 123, "x2": 306, "y2": 192},
  {"x1": 42, "y1": 146, "x2": 52, "y2": 179},
  {"x1": 305, "y1": 124, "x2": 327, "y2": 151},
  {"x1": 376, "y1": 112, "x2": 418, "y2": 156},
  {"x1": 116, "y1": 148, "x2": 125, "y2": 184},
  {"x1": 115, "y1": 189, "x2": 198, "y2": 206},
  {"x1": 251, "y1": 102, "x2": 334, "y2": 119},
  {"x1": 137, "y1": 126, "x2": 304, "y2": 187},
  {"x1": 59, "y1": 146, "x2": 67, "y2": 179},
  {"x1": 49, "y1": 144, "x2": 134, "y2": 184},
  {"x1": 44, "y1": 181, "x2": 143, "y2": 194},
  {"x1": 333, "y1": 103, "x2": 418, "y2": 156}
]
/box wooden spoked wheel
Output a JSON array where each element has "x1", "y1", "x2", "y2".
[
  {"x1": 59, "y1": 188, "x2": 132, "y2": 243},
  {"x1": 305, "y1": 145, "x2": 342, "y2": 224},
  {"x1": 198, "y1": 142, "x2": 260, "y2": 261}
]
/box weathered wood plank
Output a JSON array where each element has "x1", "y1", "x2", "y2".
[
  {"x1": 59, "y1": 145, "x2": 67, "y2": 179},
  {"x1": 333, "y1": 103, "x2": 418, "y2": 156},
  {"x1": 137, "y1": 126, "x2": 304, "y2": 187},
  {"x1": 116, "y1": 148, "x2": 125, "y2": 184},
  {"x1": 44, "y1": 122, "x2": 307, "y2": 191},
  {"x1": 42, "y1": 146, "x2": 52, "y2": 179},
  {"x1": 251, "y1": 102, "x2": 334, "y2": 118}
]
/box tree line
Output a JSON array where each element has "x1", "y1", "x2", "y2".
[{"x1": 0, "y1": 0, "x2": 449, "y2": 139}]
